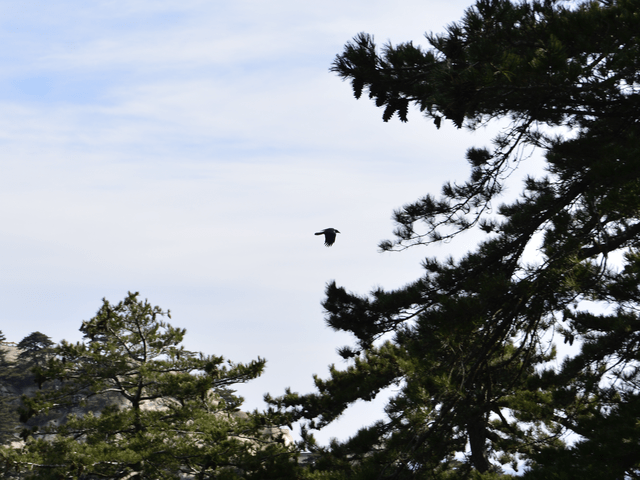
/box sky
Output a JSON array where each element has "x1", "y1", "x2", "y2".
[{"x1": 0, "y1": 0, "x2": 531, "y2": 444}]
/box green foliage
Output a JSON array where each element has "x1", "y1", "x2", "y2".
[
  {"x1": 270, "y1": 0, "x2": 640, "y2": 478},
  {"x1": 17, "y1": 332, "x2": 53, "y2": 367},
  {"x1": 15, "y1": 332, "x2": 54, "y2": 389},
  {"x1": 1, "y1": 293, "x2": 300, "y2": 479},
  {"x1": 0, "y1": 395, "x2": 19, "y2": 446}
]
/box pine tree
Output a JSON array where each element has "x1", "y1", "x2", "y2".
[
  {"x1": 1, "y1": 293, "x2": 299, "y2": 479},
  {"x1": 17, "y1": 332, "x2": 53, "y2": 369},
  {"x1": 268, "y1": 0, "x2": 640, "y2": 478}
]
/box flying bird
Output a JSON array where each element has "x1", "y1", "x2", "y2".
[{"x1": 315, "y1": 228, "x2": 340, "y2": 247}]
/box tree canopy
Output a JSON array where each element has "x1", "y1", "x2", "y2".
[
  {"x1": 17, "y1": 332, "x2": 53, "y2": 368},
  {"x1": 268, "y1": 0, "x2": 640, "y2": 478},
  {"x1": 1, "y1": 293, "x2": 299, "y2": 480}
]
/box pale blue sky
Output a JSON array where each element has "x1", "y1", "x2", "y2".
[{"x1": 1, "y1": 0, "x2": 516, "y2": 443}]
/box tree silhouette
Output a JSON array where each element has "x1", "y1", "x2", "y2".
[{"x1": 269, "y1": 0, "x2": 640, "y2": 477}]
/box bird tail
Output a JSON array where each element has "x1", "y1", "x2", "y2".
[{"x1": 314, "y1": 232, "x2": 323, "y2": 235}]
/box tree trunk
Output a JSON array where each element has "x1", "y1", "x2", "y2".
[{"x1": 467, "y1": 414, "x2": 490, "y2": 473}]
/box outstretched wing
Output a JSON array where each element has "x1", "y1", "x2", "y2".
[{"x1": 323, "y1": 230, "x2": 336, "y2": 246}]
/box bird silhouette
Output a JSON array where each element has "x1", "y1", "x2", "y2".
[{"x1": 315, "y1": 228, "x2": 340, "y2": 247}]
